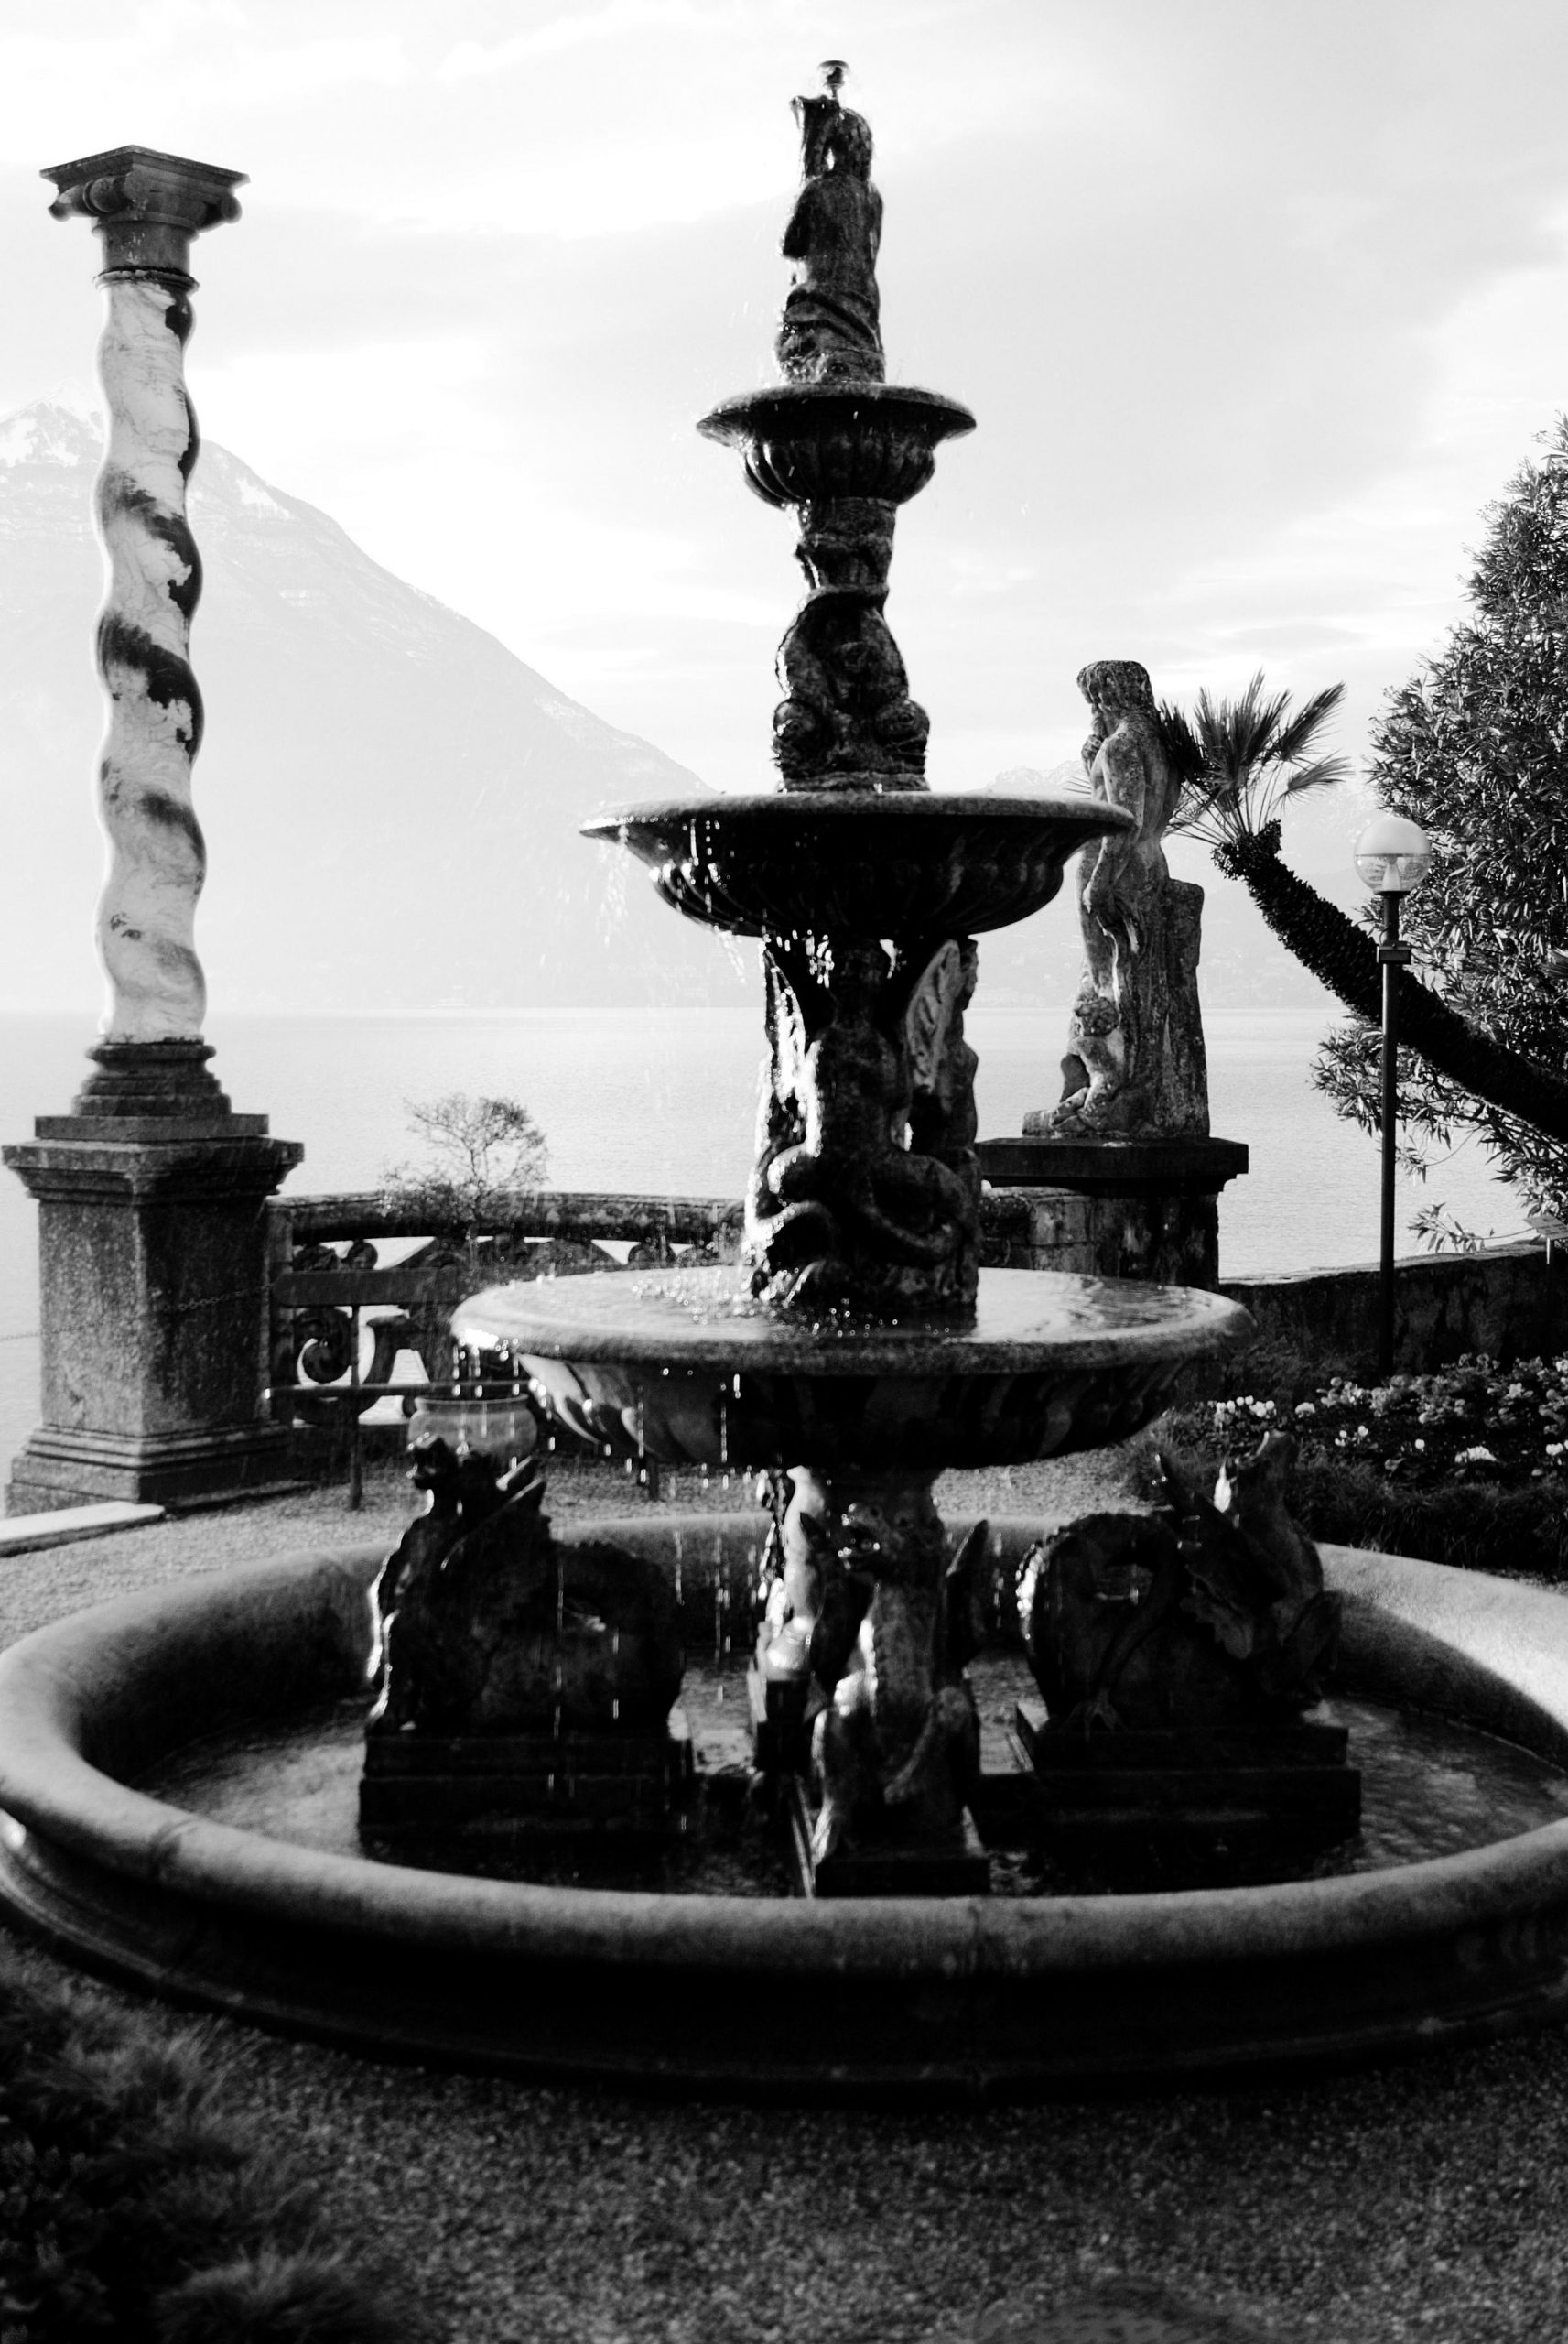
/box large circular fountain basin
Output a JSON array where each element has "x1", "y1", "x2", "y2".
[
  {"x1": 5, "y1": 1533, "x2": 1568, "y2": 2096},
  {"x1": 583, "y1": 789, "x2": 1132, "y2": 939},
  {"x1": 452, "y1": 1265, "x2": 1250, "y2": 1470}
]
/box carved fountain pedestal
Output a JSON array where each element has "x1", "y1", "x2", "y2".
[{"x1": 367, "y1": 70, "x2": 1336, "y2": 1891}]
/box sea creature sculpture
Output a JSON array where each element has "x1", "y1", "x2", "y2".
[
  {"x1": 1021, "y1": 1430, "x2": 1339, "y2": 1733},
  {"x1": 748, "y1": 933, "x2": 981, "y2": 1314},
  {"x1": 809, "y1": 1492, "x2": 988, "y2": 1862},
  {"x1": 754, "y1": 1466, "x2": 831, "y2": 1687},
  {"x1": 369, "y1": 1438, "x2": 683, "y2": 1737}
]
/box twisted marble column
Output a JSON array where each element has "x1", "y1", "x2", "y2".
[{"x1": 41, "y1": 146, "x2": 243, "y2": 1064}]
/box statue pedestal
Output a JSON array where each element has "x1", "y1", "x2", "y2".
[
  {"x1": 1011, "y1": 1700, "x2": 1361, "y2": 1883},
  {"x1": 978, "y1": 1134, "x2": 1249, "y2": 1289},
  {"x1": 359, "y1": 1714, "x2": 695, "y2": 1861},
  {"x1": 4, "y1": 1050, "x2": 303, "y2": 1513},
  {"x1": 784, "y1": 1775, "x2": 990, "y2": 1899}
]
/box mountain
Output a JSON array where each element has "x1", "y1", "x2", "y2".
[
  {"x1": 0, "y1": 403, "x2": 741, "y2": 1013},
  {"x1": 0, "y1": 401, "x2": 1362, "y2": 1029}
]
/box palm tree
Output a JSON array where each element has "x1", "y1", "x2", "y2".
[
  {"x1": 1167, "y1": 674, "x2": 1568, "y2": 1145},
  {"x1": 1169, "y1": 672, "x2": 1352, "y2": 849}
]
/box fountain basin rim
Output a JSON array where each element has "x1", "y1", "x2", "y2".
[
  {"x1": 6, "y1": 1534, "x2": 1568, "y2": 2090},
  {"x1": 451, "y1": 1264, "x2": 1250, "y2": 1378},
  {"x1": 2, "y1": 1535, "x2": 1568, "y2": 1979},
  {"x1": 583, "y1": 787, "x2": 1132, "y2": 840}
]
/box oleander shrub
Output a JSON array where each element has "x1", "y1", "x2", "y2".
[
  {"x1": 1151, "y1": 1351, "x2": 1568, "y2": 1579},
  {"x1": 0, "y1": 1955, "x2": 416, "y2": 2343}
]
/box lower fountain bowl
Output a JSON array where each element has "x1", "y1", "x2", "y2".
[
  {"x1": 5, "y1": 1534, "x2": 1568, "y2": 2099},
  {"x1": 451, "y1": 1265, "x2": 1252, "y2": 1470}
]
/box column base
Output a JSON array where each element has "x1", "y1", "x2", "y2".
[
  {"x1": 5, "y1": 1064, "x2": 304, "y2": 1517},
  {"x1": 7, "y1": 1423, "x2": 302, "y2": 1515}
]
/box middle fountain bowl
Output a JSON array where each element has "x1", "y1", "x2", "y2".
[
  {"x1": 470, "y1": 778, "x2": 1256, "y2": 1466},
  {"x1": 583, "y1": 787, "x2": 1128, "y2": 939}
]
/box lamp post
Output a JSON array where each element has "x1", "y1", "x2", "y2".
[{"x1": 1355, "y1": 813, "x2": 1432, "y2": 1377}]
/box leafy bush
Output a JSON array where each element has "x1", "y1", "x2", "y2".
[
  {"x1": 1153, "y1": 1351, "x2": 1568, "y2": 1579},
  {"x1": 0, "y1": 1955, "x2": 416, "y2": 2343}
]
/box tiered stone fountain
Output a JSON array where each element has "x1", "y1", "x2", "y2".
[
  {"x1": 7, "y1": 79, "x2": 1568, "y2": 2095},
  {"x1": 431, "y1": 67, "x2": 1248, "y2": 1887}
]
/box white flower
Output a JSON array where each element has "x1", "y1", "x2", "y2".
[
  {"x1": 1294, "y1": 1401, "x2": 1318, "y2": 1419},
  {"x1": 1454, "y1": 1445, "x2": 1498, "y2": 1466}
]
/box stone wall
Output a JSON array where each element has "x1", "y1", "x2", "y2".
[{"x1": 1206, "y1": 1240, "x2": 1568, "y2": 1396}]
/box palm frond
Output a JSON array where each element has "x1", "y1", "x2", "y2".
[
  {"x1": 1279, "y1": 752, "x2": 1354, "y2": 797},
  {"x1": 1165, "y1": 669, "x2": 1350, "y2": 847},
  {"x1": 1270, "y1": 681, "x2": 1347, "y2": 769}
]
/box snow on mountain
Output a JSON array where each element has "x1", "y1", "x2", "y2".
[{"x1": 0, "y1": 403, "x2": 741, "y2": 1014}]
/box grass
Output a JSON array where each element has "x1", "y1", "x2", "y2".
[{"x1": 0, "y1": 1951, "x2": 420, "y2": 2344}]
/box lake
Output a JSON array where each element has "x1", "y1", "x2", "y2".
[{"x1": 0, "y1": 1006, "x2": 1524, "y2": 1480}]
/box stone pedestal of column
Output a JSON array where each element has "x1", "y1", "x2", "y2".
[
  {"x1": 977, "y1": 1135, "x2": 1249, "y2": 1289},
  {"x1": 5, "y1": 1045, "x2": 302, "y2": 1512}
]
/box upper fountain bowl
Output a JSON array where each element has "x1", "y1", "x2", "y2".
[
  {"x1": 584, "y1": 789, "x2": 1132, "y2": 940},
  {"x1": 697, "y1": 382, "x2": 975, "y2": 508}
]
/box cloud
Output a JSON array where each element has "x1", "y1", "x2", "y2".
[
  {"x1": 438, "y1": 0, "x2": 730, "y2": 79},
  {"x1": 5, "y1": 0, "x2": 1568, "y2": 804}
]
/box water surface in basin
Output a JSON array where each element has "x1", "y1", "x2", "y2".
[
  {"x1": 455, "y1": 1264, "x2": 1247, "y2": 1370},
  {"x1": 138, "y1": 1655, "x2": 1568, "y2": 1897}
]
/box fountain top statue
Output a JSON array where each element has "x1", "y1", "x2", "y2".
[{"x1": 776, "y1": 67, "x2": 885, "y2": 386}]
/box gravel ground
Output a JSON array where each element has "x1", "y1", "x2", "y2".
[{"x1": 5, "y1": 1449, "x2": 1568, "y2": 2343}]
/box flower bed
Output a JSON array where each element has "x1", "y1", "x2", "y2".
[
  {"x1": 1154, "y1": 1353, "x2": 1568, "y2": 1581},
  {"x1": 1216, "y1": 1352, "x2": 1568, "y2": 1487}
]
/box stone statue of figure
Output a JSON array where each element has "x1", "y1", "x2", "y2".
[
  {"x1": 1031, "y1": 659, "x2": 1209, "y2": 1139},
  {"x1": 775, "y1": 90, "x2": 885, "y2": 385}
]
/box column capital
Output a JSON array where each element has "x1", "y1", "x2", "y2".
[{"x1": 42, "y1": 145, "x2": 245, "y2": 282}]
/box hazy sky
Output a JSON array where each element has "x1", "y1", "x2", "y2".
[{"x1": 5, "y1": 0, "x2": 1568, "y2": 809}]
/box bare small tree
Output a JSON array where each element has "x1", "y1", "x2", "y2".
[{"x1": 381, "y1": 1093, "x2": 548, "y2": 1267}]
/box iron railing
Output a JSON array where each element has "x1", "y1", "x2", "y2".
[{"x1": 267, "y1": 1189, "x2": 742, "y2": 1504}]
